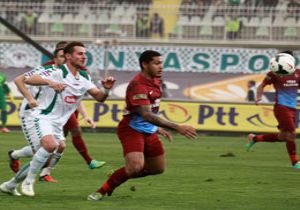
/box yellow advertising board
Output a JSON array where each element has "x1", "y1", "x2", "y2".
[{"x1": 4, "y1": 99, "x2": 298, "y2": 133}]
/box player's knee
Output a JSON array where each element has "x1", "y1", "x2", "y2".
[
  {"x1": 126, "y1": 162, "x2": 144, "y2": 176},
  {"x1": 150, "y1": 165, "x2": 165, "y2": 175},
  {"x1": 41, "y1": 137, "x2": 59, "y2": 152},
  {"x1": 151, "y1": 167, "x2": 165, "y2": 175},
  {"x1": 43, "y1": 143, "x2": 58, "y2": 153},
  {"x1": 70, "y1": 127, "x2": 81, "y2": 137},
  {"x1": 280, "y1": 131, "x2": 295, "y2": 141},
  {"x1": 57, "y1": 141, "x2": 66, "y2": 152},
  {"x1": 286, "y1": 132, "x2": 296, "y2": 142}
]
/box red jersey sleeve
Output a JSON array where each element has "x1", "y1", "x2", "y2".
[
  {"x1": 43, "y1": 60, "x2": 55, "y2": 66},
  {"x1": 262, "y1": 71, "x2": 274, "y2": 85},
  {"x1": 127, "y1": 81, "x2": 150, "y2": 107}
]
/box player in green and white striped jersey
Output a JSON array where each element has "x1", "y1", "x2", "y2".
[{"x1": 4, "y1": 48, "x2": 66, "y2": 186}]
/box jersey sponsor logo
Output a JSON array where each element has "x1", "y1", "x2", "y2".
[
  {"x1": 133, "y1": 94, "x2": 147, "y2": 100},
  {"x1": 64, "y1": 95, "x2": 78, "y2": 104},
  {"x1": 284, "y1": 80, "x2": 298, "y2": 87}
]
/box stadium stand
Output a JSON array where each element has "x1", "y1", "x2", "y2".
[{"x1": 0, "y1": 0, "x2": 299, "y2": 42}]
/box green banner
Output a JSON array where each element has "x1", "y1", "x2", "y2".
[{"x1": 0, "y1": 42, "x2": 299, "y2": 73}]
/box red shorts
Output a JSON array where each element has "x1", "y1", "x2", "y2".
[
  {"x1": 274, "y1": 104, "x2": 296, "y2": 132},
  {"x1": 117, "y1": 119, "x2": 164, "y2": 158},
  {"x1": 64, "y1": 111, "x2": 79, "y2": 130}
]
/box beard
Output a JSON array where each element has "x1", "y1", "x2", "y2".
[{"x1": 70, "y1": 60, "x2": 85, "y2": 69}]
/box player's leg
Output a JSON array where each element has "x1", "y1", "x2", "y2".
[
  {"x1": 8, "y1": 115, "x2": 37, "y2": 172},
  {"x1": 246, "y1": 133, "x2": 282, "y2": 151},
  {"x1": 0, "y1": 99, "x2": 9, "y2": 132},
  {"x1": 275, "y1": 105, "x2": 299, "y2": 167},
  {"x1": 0, "y1": 163, "x2": 30, "y2": 196},
  {"x1": 88, "y1": 152, "x2": 144, "y2": 201},
  {"x1": 0, "y1": 162, "x2": 31, "y2": 196},
  {"x1": 21, "y1": 134, "x2": 57, "y2": 196},
  {"x1": 87, "y1": 128, "x2": 145, "y2": 201},
  {"x1": 66, "y1": 113, "x2": 105, "y2": 169},
  {"x1": 39, "y1": 140, "x2": 65, "y2": 182},
  {"x1": 279, "y1": 131, "x2": 299, "y2": 168},
  {"x1": 136, "y1": 134, "x2": 165, "y2": 176},
  {"x1": 246, "y1": 105, "x2": 288, "y2": 151},
  {"x1": 8, "y1": 145, "x2": 33, "y2": 173},
  {"x1": 21, "y1": 119, "x2": 59, "y2": 196},
  {"x1": 0, "y1": 116, "x2": 40, "y2": 195}
]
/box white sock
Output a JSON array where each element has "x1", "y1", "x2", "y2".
[
  {"x1": 48, "y1": 152, "x2": 63, "y2": 169},
  {"x1": 5, "y1": 177, "x2": 18, "y2": 189},
  {"x1": 39, "y1": 167, "x2": 51, "y2": 177},
  {"x1": 25, "y1": 147, "x2": 51, "y2": 183},
  {"x1": 39, "y1": 152, "x2": 63, "y2": 177},
  {"x1": 15, "y1": 162, "x2": 31, "y2": 183},
  {"x1": 12, "y1": 146, "x2": 33, "y2": 159}
]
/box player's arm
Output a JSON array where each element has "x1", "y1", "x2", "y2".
[
  {"x1": 24, "y1": 74, "x2": 66, "y2": 92},
  {"x1": 14, "y1": 74, "x2": 38, "y2": 108},
  {"x1": 256, "y1": 75, "x2": 270, "y2": 105},
  {"x1": 88, "y1": 87, "x2": 108, "y2": 102},
  {"x1": 77, "y1": 101, "x2": 96, "y2": 128},
  {"x1": 255, "y1": 83, "x2": 266, "y2": 105},
  {"x1": 135, "y1": 105, "x2": 197, "y2": 139},
  {"x1": 157, "y1": 127, "x2": 173, "y2": 142},
  {"x1": 88, "y1": 76, "x2": 116, "y2": 102}
]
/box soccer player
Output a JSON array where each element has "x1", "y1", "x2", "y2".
[
  {"x1": 0, "y1": 41, "x2": 116, "y2": 197},
  {"x1": 246, "y1": 51, "x2": 300, "y2": 169},
  {"x1": 8, "y1": 47, "x2": 66, "y2": 178},
  {"x1": 87, "y1": 50, "x2": 197, "y2": 201},
  {"x1": 51, "y1": 41, "x2": 106, "y2": 170},
  {"x1": 246, "y1": 80, "x2": 256, "y2": 102},
  {"x1": 9, "y1": 46, "x2": 105, "y2": 182},
  {"x1": 0, "y1": 72, "x2": 11, "y2": 133}
]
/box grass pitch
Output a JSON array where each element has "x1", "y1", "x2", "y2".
[{"x1": 1, "y1": 131, "x2": 300, "y2": 210}]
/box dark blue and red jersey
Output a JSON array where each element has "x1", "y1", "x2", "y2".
[
  {"x1": 121, "y1": 73, "x2": 162, "y2": 134},
  {"x1": 263, "y1": 69, "x2": 300, "y2": 109}
]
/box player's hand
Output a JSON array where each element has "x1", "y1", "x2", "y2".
[
  {"x1": 28, "y1": 98, "x2": 38, "y2": 108},
  {"x1": 255, "y1": 97, "x2": 262, "y2": 105},
  {"x1": 48, "y1": 80, "x2": 66, "y2": 92},
  {"x1": 157, "y1": 127, "x2": 173, "y2": 142},
  {"x1": 176, "y1": 125, "x2": 197, "y2": 139},
  {"x1": 101, "y1": 76, "x2": 116, "y2": 90},
  {"x1": 84, "y1": 116, "x2": 96, "y2": 128}
]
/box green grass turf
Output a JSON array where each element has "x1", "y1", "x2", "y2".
[{"x1": 1, "y1": 131, "x2": 300, "y2": 210}]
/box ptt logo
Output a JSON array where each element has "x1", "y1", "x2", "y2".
[
  {"x1": 160, "y1": 104, "x2": 191, "y2": 123},
  {"x1": 64, "y1": 96, "x2": 78, "y2": 104}
]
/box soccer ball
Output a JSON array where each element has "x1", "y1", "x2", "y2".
[{"x1": 270, "y1": 53, "x2": 295, "y2": 76}]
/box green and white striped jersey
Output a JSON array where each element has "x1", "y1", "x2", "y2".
[
  {"x1": 19, "y1": 65, "x2": 49, "y2": 117},
  {"x1": 23, "y1": 64, "x2": 96, "y2": 127}
]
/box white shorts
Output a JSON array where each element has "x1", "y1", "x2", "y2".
[{"x1": 20, "y1": 115, "x2": 65, "y2": 151}]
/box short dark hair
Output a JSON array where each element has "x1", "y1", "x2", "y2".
[
  {"x1": 281, "y1": 50, "x2": 293, "y2": 56},
  {"x1": 139, "y1": 50, "x2": 161, "y2": 70},
  {"x1": 63, "y1": 41, "x2": 85, "y2": 55},
  {"x1": 248, "y1": 80, "x2": 256, "y2": 86},
  {"x1": 55, "y1": 41, "x2": 68, "y2": 49},
  {"x1": 53, "y1": 48, "x2": 64, "y2": 58}
]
